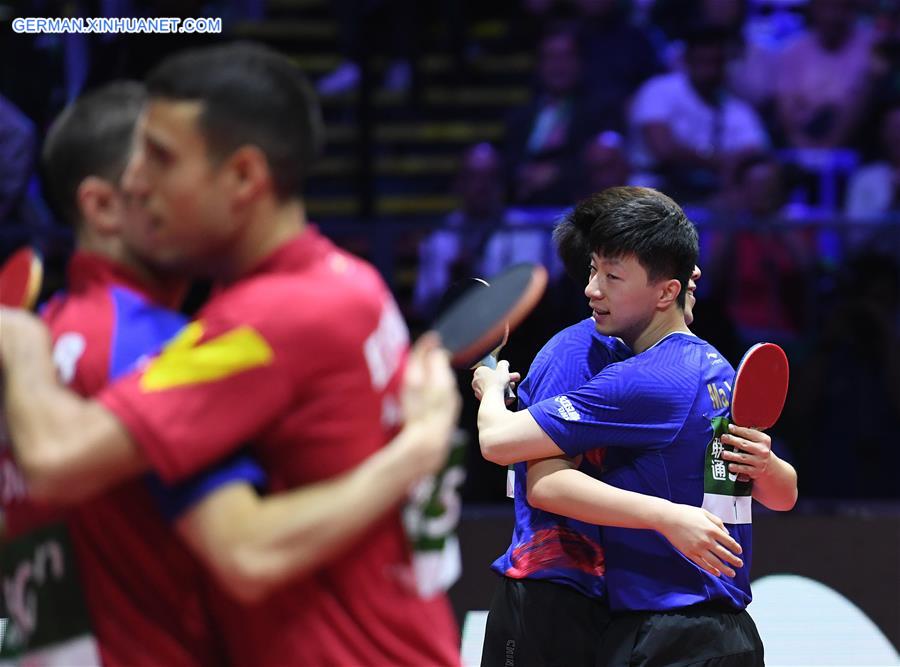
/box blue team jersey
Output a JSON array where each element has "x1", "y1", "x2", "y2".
[
  {"x1": 529, "y1": 332, "x2": 752, "y2": 611},
  {"x1": 491, "y1": 318, "x2": 631, "y2": 598}
]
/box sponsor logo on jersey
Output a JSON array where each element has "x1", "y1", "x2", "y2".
[{"x1": 555, "y1": 395, "x2": 581, "y2": 421}]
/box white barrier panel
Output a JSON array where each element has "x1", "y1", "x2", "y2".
[{"x1": 750, "y1": 574, "x2": 900, "y2": 666}]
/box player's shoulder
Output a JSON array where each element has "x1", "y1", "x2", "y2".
[
  {"x1": 654, "y1": 334, "x2": 735, "y2": 381},
  {"x1": 42, "y1": 286, "x2": 119, "y2": 390},
  {"x1": 202, "y1": 247, "x2": 391, "y2": 342},
  {"x1": 697, "y1": 340, "x2": 735, "y2": 379},
  {"x1": 599, "y1": 333, "x2": 705, "y2": 391},
  {"x1": 43, "y1": 283, "x2": 116, "y2": 340},
  {"x1": 538, "y1": 318, "x2": 595, "y2": 355}
]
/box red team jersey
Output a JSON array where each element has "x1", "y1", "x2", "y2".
[
  {"x1": 101, "y1": 228, "x2": 461, "y2": 666},
  {"x1": 0, "y1": 253, "x2": 226, "y2": 666}
]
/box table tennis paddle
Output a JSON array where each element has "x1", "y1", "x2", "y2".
[
  {"x1": 0, "y1": 247, "x2": 43, "y2": 310},
  {"x1": 729, "y1": 342, "x2": 790, "y2": 481},
  {"x1": 439, "y1": 277, "x2": 515, "y2": 397},
  {"x1": 433, "y1": 263, "x2": 547, "y2": 369}
]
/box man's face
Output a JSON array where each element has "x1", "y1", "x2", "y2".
[
  {"x1": 122, "y1": 99, "x2": 236, "y2": 275},
  {"x1": 685, "y1": 44, "x2": 726, "y2": 96},
  {"x1": 539, "y1": 34, "x2": 581, "y2": 97},
  {"x1": 584, "y1": 143, "x2": 629, "y2": 194},
  {"x1": 457, "y1": 148, "x2": 503, "y2": 218},
  {"x1": 585, "y1": 252, "x2": 677, "y2": 342},
  {"x1": 742, "y1": 163, "x2": 785, "y2": 217}
]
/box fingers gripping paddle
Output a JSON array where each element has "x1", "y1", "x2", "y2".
[
  {"x1": 730, "y1": 342, "x2": 790, "y2": 482},
  {"x1": 433, "y1": 263, "x2": 547, "y2": 369},
  {"x1": 0, "y1": 247, "x2": 43, "y2": 309}
]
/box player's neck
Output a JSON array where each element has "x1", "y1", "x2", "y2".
[
  {"x1": 77, "y1": 231, "x2": 188, "y2": 305},
  {"x1": 224, "y1": 197, "x2": 307, "y2": 281},
  {"x1": 630, "y1": 308, "x2": 691, "y2": 354}
]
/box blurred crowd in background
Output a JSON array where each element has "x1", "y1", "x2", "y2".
[{"x1": 2, "y1": 0, "x2": 899, "y2": 505}]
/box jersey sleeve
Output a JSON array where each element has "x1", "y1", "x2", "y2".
[
  {"x1": 144, "y1": 451, "x2": 268, "y2": 522},
  {"x1": 527, "y1": 358, "x2": 689, "y2": 457},
  {"x1": 99, "y1": 313, "x2": 296, "y2": 483}
]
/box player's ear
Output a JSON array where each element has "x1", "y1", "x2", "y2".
[
  {"x1": 77, "y1": 177, "x2": 124, "y2": 236},
  {"x1": 657, "y1": 278, "x2": 682, "y2": 309},
  {"x1": 225, "y1": 145, "x2": 270, "y2": 208}
]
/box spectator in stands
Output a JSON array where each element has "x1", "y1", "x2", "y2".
[
  {"x1": 505, "y1": 24, "x2": 618, "y2": 206},
  {"x1": 575, "y1": 130, "x2": 633, "y2": 199},
  {"x1": 571, "y1": 0, "x2": 663, "y2": 104},
  {"x1": 776, "y1": 0, "x2": 875, "y2": 149},
  {"x1": 415, "y1": 142, "x2": 566, "y2": 320},
  {"x1": 845, "y1": 101, "x2": 900, "y2": 220},
  {"x1": 629, "y1": 24, "x2": 769, "y2": 201},
  {"x1": 414, "y1": 143, "x2": 507, "y2": 321},
  {"x1": 705, "y1": 153, "x2": 813, "y2": 346}
]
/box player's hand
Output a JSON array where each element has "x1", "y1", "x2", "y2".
[
  {"x1": 720, "y1": 425, "x2": 772, "y2": 482},
  {"x1": 401, "y1": 332, "x2": 461, "y2": 476},
  {"x1": 0, "y1": 307, "x2": 52, "y2": 372},
  {"x1": 471, "y1": 361, "x2": 521, "y2": 401},
  {"x1": 658, "y1": 504, "x2": 744, "y2": 578}
]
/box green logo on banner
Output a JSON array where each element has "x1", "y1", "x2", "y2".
[{"x1": 704, "y1": 416, "x2": 753, "y2": 497}]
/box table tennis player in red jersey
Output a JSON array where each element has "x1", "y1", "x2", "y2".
[
  {"x1": 2, "y1": 79, "x2": 460, "y2": 666},
  {"x1": 1, "y1": 43, "x2": 462, "y2": 665}
]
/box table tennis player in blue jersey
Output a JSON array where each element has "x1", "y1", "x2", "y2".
[
  {"x1": 476, "y1": 209, "x2": 784, "y2": 666},
  {"x1": 474, "y1": 186, "x2": 797, "y2": 667}
]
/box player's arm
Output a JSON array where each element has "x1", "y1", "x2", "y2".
[
  {"x1": 720, "y1": 425, "x2": 798, "y2": 511},
  {"x1": 473, "y1": 361, "x2": 566, "y2": 465},
  {"x1": 526, "y1": 455, "x2": 745, "y2": 577},
  {"x1": 174, "y1": 334, "x2": 460, "y2": 603},
  {"x1": 1, "y1": 308, "x2": 147, "y2": 502},
  {"x1": 176, "y1": 422, "x2": 451, "y2": 604}
]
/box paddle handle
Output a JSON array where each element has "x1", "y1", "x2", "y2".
[{"x1": 480, "y1": 354, "x2": 516, "y2": 403}]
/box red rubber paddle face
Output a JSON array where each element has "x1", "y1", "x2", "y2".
[
  {"x1": 731, "y1": 343, "x2": 789, "y2": 429},
  {"x1": 0, "y1": 247, "x2": 43, "y2": 309}
]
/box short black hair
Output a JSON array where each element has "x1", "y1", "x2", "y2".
[
  {"x1": 553, "y1": 215, "x2": 591, "y2": 284},
  {"x1": 566, "y1": 186, "x2": 698, "y2": 308},
  {"x1": 42, "y1": 80, "x2": 145, "y2": 226},
  {"x1": 145, "y1": 41, "x2": 324, "y2": 200}
]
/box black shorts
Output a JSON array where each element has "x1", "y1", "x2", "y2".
[
  {"x1": 595, "y1": 601, "x2": 764, "y2": 667},
  {"x1": 481, "y1": 576, "x2": 611, "y2": 667}
]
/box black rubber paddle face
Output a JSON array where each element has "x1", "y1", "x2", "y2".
[{"x1": 433, "y1": 263, "x2": 546, "y2": 368}]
